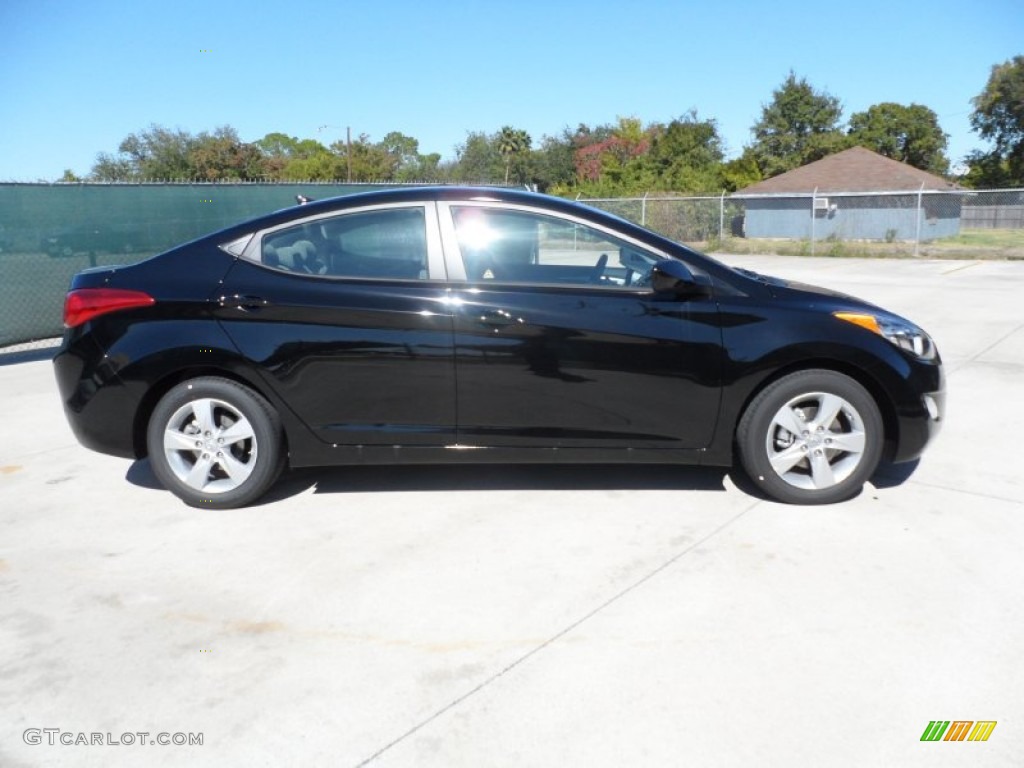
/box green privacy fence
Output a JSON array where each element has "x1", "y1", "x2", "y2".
[{"x1": 0, "y1": 182, "x2": 403, "y2": 347}]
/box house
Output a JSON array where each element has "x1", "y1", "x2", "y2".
[{"x1": 734, "y1": 147, "x2": 960, "y2": 241}]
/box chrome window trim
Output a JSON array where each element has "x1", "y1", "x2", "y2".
[
  {"x1": 435, "y1": 200, "x2": 675, "y2": 290},
  {"x1": 235, "y1": 201, "x2": 446, "y2": 282}
]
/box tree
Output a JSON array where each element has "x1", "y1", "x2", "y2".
[
  {"x1": 255, "y1": 132, "x2": 301, "y2": 159},
  {"x1": 255, "y1": 133, "x2": 330, "y2": 178},
  {"x1": 531, "y1": 128, "x2": 579, "y2": 191},
  {"x1": 848, "y1": 103, "x2": 949, "y2": 174},
  {"x1": 647, "y1": 110, "x2": 725, "y2": 192},
  {"x1": 257, "y1": 130, "x2": 447, "y2": 182},
  {"x1": 573, "y1": 117, "x2": 653, "y2": 193},
  {"x1": 189, "y1": 126, "x2": 267, "y2": 180},
  {"x1": 750, "y1": 72, "x2": 846, "y2": 177},
  {"x1": 280, "y1": 153, "x2": 345, "y2": 181},
  {"x1": 89, "y1": 152, "x2": 134, "y2": 180},
  {"x1": 90, "y1": 124, "x2": 270, "y2": 180},
  {"x1": 380, "y1": 131, "x2": 419, "y2": 168},
  {"x1": 452, "y1": 131, "x2": 504, "y2": 182},
  {"x1": 965, "y1": 56, "x2": 1024, "y2": 187},
  {"x1": 407, "y1": 152, "x2": 444, "y2": 182},
  {"x1": 330, "y1": 134, "x2": 395, "y2": 181},
  {"x1": 496, "y1": 126, "x2": 532, "y2": 183},
  {"x1": 379, "y1": 131, "x2": 442, "y2": 181},
  {"x1": 721, "y1": 149, "x2": 763, "y2": 192},
  {"x1": 116, "y1": 125, "x2": 196, "y2": 179}
]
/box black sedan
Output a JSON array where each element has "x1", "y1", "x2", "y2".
[{"x1": 53, "y1": 187, "x2": 944, "y2": 508}]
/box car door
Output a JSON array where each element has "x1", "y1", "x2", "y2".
[
  {"x1": 439, "y1": 202, "x2": 723, "y2": 450},
  {"x1": 215, "y1": 202, "x2": 457, "y2": 446}
]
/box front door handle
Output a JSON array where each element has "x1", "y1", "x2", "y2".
[{"x1": 477, "y1": 309, "x2": 516, "y2": 327}]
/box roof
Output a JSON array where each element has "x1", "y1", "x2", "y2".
[
  {"x1": 736, "y1": 146, "x2": 957, "y2": 196},
  {"x1": 201, "y1": 185, "x2": 683, "y2": 255}
]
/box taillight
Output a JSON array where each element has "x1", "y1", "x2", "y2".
[{"x1": 63, "y1": 288, "x2": 155, "y2": 328}]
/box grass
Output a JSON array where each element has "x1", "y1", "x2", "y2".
[
  {"x1": 689, "y1": 228, "x2": 1024, "y2": 260},
  {"x1": 929, "y1": 228, "x2": 1024, "y2": 250}
]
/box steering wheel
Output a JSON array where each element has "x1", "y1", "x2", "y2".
[
  {"x1": 631, "y1": 267, "x2": 653, "y2": 288},
  {"x1": 589, "y1": 253, "x2": 608, "y2": 284}
]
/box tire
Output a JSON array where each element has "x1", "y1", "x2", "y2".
[
  {"x1": 146, "y1": 377, "x2": 285, "y2": 509},
  {"x1": 737, "y1": 369, "x2": 883, "y2": 505}
]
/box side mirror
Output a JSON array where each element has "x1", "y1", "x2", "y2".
[{"x1": 650, "y1": 259, "x2": 708, "y2": 297}]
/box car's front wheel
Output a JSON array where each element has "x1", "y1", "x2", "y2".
[
  {"x1": 737, "y1": 370, "x2": 883, "y2": 505},
  {"x1": 146, "y1": 377, "x2": 285, "y2": 508}
]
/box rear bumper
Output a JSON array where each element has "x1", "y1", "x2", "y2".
[{"x1": 53, "y1": 334, "x2": 140, "y2": 459}]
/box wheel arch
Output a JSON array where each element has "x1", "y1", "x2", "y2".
[
  {"x1": 730, "y1": 358, "x2": 900, "y2": 463},
  {"x1": 131, "y1": 366, "x2": 291, "y2": 461}
]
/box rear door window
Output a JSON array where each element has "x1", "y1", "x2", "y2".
[{"x1": 261, "y1": 207, "x2": 429, "y2": 280}]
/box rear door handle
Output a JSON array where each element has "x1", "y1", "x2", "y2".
[{"x1": 220, "y1": 294, "x2": 270, "y2": 311}]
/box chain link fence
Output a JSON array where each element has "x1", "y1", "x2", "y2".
[
  {"x1": 581, "y1": 188, "x2": 1024, "y2": 259},
  {"x1": 0, "y1": 181, "x2": 429, "y2": 350},
  {"x1": 2, "y1": 183, "x2": 1022, "y2": 352}
]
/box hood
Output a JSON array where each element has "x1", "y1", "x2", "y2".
[{"x1": 733, "y1": 266, "x2": 880, "y2": 309}]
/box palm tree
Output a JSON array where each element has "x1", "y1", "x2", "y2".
[{"x1": 497, "y1": 126, "x2": 532, "y2": 184}]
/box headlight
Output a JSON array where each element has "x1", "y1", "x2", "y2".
[{"x1": 833, "y1": 311, "x2": 937, "y2": 361}]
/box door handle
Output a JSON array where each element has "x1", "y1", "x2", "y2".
[
  {"x1": 220, "y1": 294, "x2": 270, "y2": 311},
  {"x1": 477, "y1": 309, "x2": 516, "y2": 327}
]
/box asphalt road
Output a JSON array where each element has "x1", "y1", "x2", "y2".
[{"x1": 1, "y1": 255, "x2": 1021, "y2": 767}]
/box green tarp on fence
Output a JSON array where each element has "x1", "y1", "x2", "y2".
[{"x1": 0, "y1": 182, "x2": 396, "y2": 346}]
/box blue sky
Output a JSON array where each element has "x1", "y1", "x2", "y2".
[{"x1": 1, "y1": 0, "x2": 1021, "y2": 181}]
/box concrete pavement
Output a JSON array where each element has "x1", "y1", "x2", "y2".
[{"x1": 1, "y1": 256, "x2": 1021, "y2": 767}]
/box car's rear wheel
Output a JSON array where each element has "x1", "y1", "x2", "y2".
[
  {"x1": 737, "y1": 370, "x2": 883, "y2": 505},
  {"x1": 146, "y1": 377, "x2": 285, "y2": 509}
]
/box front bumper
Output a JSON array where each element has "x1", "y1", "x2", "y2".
[{"x1": 890, "y1": 362, "x2": 945, "y2": 464}]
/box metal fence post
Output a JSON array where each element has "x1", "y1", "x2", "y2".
[
  {"x1": 914, "y1": 182, "x2": 925, "y2": 257},
  {"x1": 811, "y1": 187, "x2": 817, "y2": 257},
  {"x1": 719, "y1": 190, "x2": 726, "y2": 243},
  {"x1": 641, "y1": 192, "x2": 648, "y2": 227}
]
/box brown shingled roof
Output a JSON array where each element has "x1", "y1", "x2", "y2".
[{"x1": 737, "y1": 146, "x2": 957, "y2": 195}]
